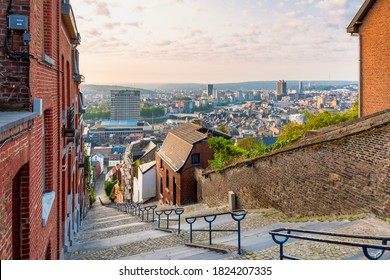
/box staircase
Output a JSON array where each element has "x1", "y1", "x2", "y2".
[{"x1": 66, "y1": 200, "x2": 230, "y2": 260}]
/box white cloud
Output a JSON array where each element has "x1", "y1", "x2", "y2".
[
  {"x1": 316, "y1": 0, "x2": 347, "y2": 10},
  {"x1": 295, "y1": 0, "x2": 314, "y2": 7},
  {"x1": 156, "y1": 40, "x2": 174, "y2": 46}
]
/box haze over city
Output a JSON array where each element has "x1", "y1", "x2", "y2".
[{"x1": 73, "y1": 0, "x2": 365, "y2": 84}]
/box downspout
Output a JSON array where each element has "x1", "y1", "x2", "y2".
[{"x1": 359, "y1": 35, "x2": 363, "y2": 117}]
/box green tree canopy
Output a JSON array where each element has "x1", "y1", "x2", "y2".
[{"x1": 140, "y1": 106, "x2": 165, "y2": 118}]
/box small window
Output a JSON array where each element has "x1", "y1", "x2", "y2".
[{"x1": 192, "y1": 153, "x2": 200, "y2": 164}]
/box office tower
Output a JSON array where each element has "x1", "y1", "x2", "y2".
[
  {"x1": 295, "y1": 81, "x2": 303, "y2": 100},
  {"x1": 298, "y1": 81, "x2": 303, "y2": 95},
  {"x1": 207, "y1": 84, "x2": 213, "y2": 96},
  {"x1": 276, "y1": 80, "x2": 287, "y2": 100},
  {"x1": 111, "y1": 90, "x2": 141, "y2": 120}
]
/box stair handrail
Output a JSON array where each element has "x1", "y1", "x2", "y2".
[
  {"x1": 269, "y1": 228, "x2": 390, "y2": 260},
  {"x1": 185, "y1": 209, "x2": 248, "y2": 254}
]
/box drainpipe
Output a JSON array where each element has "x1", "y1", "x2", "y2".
[{"x1": 359, "y1": 35, "x2": 363, "y2": 117}]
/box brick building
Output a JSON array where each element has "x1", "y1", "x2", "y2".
[
  {"x1": 347, "y1": 0, "x2": 390, "y2": 116},
  {"x1": 0, "y1": 0, "x2": 85, "y2": 259},
  {"x1": 156, "y1": 122, "x2": 230, "y2": 206}
]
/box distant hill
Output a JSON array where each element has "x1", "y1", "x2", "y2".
[
  {"x1": 119, "y1": 81, "x2": 358, "y2": 91},
  {"x1": 82, "y1": 81, "x2": 358, "y2": 94},
  {"x1": 80, "y1": 84, "x2": 156, "y2": 96}
]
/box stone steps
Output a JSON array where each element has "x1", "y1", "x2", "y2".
[
  {"x1": 119, "y1": 245, "x2": 230, "y2": 260},
  {"x1": 81, "y1": 214, "x2": 136, "y2": 227}
]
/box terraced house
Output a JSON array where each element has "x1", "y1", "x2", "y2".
[
  {"x1": 156, "y1": 122, "x2": 230, "y2": 206},
  {"x1": 0, "y1": 0, "x2": 85, "y2": 259}
]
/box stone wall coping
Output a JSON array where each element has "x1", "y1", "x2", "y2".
[{"x1": 0, "y1": 112, "x2": 37, "y2": 134}]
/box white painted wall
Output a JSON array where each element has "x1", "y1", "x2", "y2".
[
  {"x1": 132, "y1": 165, "x2": 156, "y2": 203},
  {"x1": 91, "y1": 154, "x2": 104, "y2": 175}
]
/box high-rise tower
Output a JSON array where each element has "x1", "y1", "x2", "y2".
[
  {"x1": 207, "y1": 84, "x2": 213, "y2": 96},
  {"x1": 111, "y1": 90, "x2": 141, "y2": 120}
]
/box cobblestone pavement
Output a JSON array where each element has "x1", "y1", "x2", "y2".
[{"x1": 67, "y1": 174, "x2": 390, "y2": 260}]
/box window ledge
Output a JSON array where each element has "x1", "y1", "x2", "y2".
[
  {"x1": 42, "y1": 191, "x2": 55, "y2": 226},
  {"x1": 42, "y1": 53, "x2": 55, "y2": 66}
]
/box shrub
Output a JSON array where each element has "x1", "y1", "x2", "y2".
[{"x1": 104, "y1": 180, "x2": 117, "y2": 198}]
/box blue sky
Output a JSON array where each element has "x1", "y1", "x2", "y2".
[{"x1": 72, "y1": 0, "x2": 365, "y2": 84}]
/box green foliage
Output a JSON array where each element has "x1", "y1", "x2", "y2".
[
  {"x1": 236, "y1": 137, "x2": 261, "y2": 151},
  {"x1": 83, "y1": 107, "x2": 111, "y2": 120},
  {"x1": 278, "y1": 103, "x2": 358, "y2": 143},
  {"x1": 208, "y1": 137, "x2": 247, "y2": 172},
  {"x1": 89, "y1": 187, "x2": 96, "y2": 206},
  {"x1": 104, "y1": 180, "x2": 117, "y2": 199},
  {"x1": 133, "y1": 159, "x2": 142, "y2": 178},
  {"x1": 140, "y1": 106, "x2": 165, "y2": 118},
  {"x1": 109, "y1": 185, "x2": 115, "y2": 202}
]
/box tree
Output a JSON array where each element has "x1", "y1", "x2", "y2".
[
  {"x1": 140, "y1": 106, "x2": 165, "y2": 118},
  {"x1": 236, "y1": 137, "x2": 261, "y2": 150},
  {"x1": 104, "y1": 180, "x2": 117, "y2": 201}
]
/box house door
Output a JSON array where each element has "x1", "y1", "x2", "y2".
[{"x1": 173, "y1": 177, "x2": 177, "y2": 205}]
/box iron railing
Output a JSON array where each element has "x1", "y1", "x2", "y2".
[
  {"x1": 269, "y1": 228, "x2": 390, "y2": 260},
  {"x1": 185, "y1": 210, "x2": 248, "y2": 254},
  {"x1": 155, "y1": 208, "x2": 185, "y2": 234},
  {"x1": 139, "y1": 205, "x2": 158, "y2": 222}
]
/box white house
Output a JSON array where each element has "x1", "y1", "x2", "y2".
[
  {"x1": 91, "y1": 153, "x2": 104, "y2": 175},
  {"x1": 133, "y1": 161, "x2": 156, "y2": 203}
]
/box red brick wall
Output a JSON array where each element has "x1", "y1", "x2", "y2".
[
  {"x1": 0, "y1": 124, "x2": 31, "y2": 259},
  {"x1": 0, "y1": 0, "x2": 85, "y2": 259},
  {"x1": 360, "y1": 0, "x2": 390, "y2": 116}
]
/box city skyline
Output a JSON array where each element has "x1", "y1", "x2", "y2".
[{"x1": 73, "y1": 0, "x2": 365, "y2": 84}]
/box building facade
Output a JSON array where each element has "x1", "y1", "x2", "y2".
[
  {"x1": 0, "y1": 0, "x2": 85, "y2": 259},
  {"x1": 347, "y1": 0, "x2": 390, "y2": 116},
  {"x1": 90, "y1": 120, "x2": 153, "y2": 145},
  {"x1": 110, "y1": 90, "x2": 141, "y2": 120}
]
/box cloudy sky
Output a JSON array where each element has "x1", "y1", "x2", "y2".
[{"x1": 72, "y1": 0, "x2": 365, "y2": 84}]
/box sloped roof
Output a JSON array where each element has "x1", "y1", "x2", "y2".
[
  {"x1": 158, "y1": 122, "x2": 208, "y2": 172},
  {"x1": 128, "y1": 140, "x2": 157, "y2": 162},
  {"x1": 139, "y1": 161, "x2": 156, "y2": 174},
  {"x1": 158, "y1": 133, "x2": 194, "y2": 172},
  {"x1": 169, "y1": 122, "x2": 206, "y2": 144},
  {"x1": 347, "y1": 0, "x2": 377, "y2": 33},
  {"x1": 158, "y1": 122, "x2": 231, "y2": 172}
]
